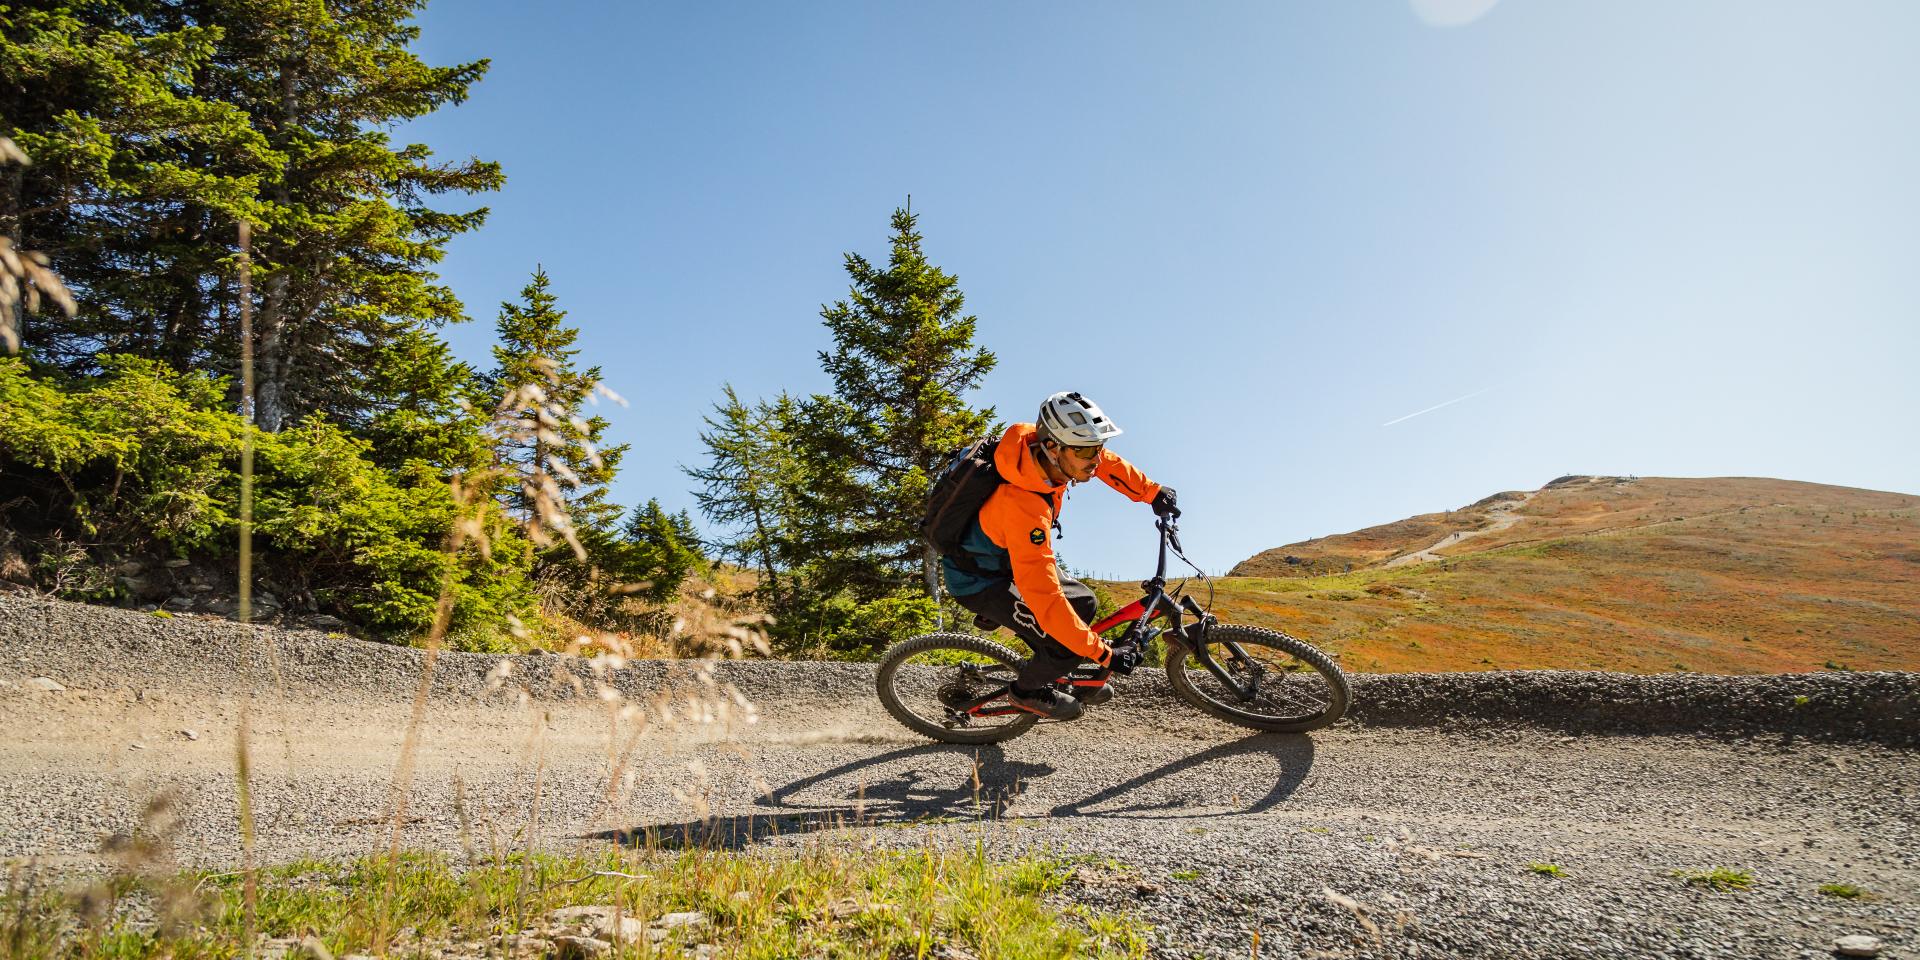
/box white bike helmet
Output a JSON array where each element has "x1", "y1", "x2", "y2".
[{"x1": 1036, "y1": 391, "x2": 1123, "y2": 447}]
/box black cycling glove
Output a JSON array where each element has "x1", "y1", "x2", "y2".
[
  {"x1": 1151, "y1": 486, "x2": 1180, "y2": 519},
  {"x1": 1108, "y1": 641, "x2": 1143, "y2": 676}
]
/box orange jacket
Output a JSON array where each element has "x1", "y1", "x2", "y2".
[{"x1": 976, "y1": 422, "x2": 1162, "y2": 660}]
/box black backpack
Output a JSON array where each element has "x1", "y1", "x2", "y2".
[{"x1": 920, "y1": 436, "x2": 1004, "y2": 566}]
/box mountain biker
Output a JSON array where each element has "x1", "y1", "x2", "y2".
[{"x1": 943, "y1": 391, "x2": 1179, "y2": 721}]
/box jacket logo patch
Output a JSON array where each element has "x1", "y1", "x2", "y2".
[
  {"x1": 1029, "y1": 527, "x2": 1047, "y2": 545},
  {"x1": 1012, "y1": 600, "x2": 1040, "y2": 635}
]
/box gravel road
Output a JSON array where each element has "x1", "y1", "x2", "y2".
[{"x1": 3, "y1": 597, "x2": 1917, "y2": 959}]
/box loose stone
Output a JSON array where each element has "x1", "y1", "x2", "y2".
[{"x1": 1834, "y1": 935, "x2": 1882, "y2": 957}]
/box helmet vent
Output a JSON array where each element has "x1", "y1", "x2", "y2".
[{"x1": 1037, "y1": 390, "x2": 1123, "y2": 445}]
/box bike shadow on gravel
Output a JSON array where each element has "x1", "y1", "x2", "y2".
[
  {"x1": 1046, "y1": 732, "x2": 1314, "y2": 820},
  {"x1": 591, "y1": 733, "x2": 1313, "y2": 850},
  {"x1": 592, "y1": 743, "x2": 1046, "y2": 851}
]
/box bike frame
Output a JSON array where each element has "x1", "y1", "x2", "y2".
[{"x1": 948, "y1": 518, "x2": 1271, "y2": 722}]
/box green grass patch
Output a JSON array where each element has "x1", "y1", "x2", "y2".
[
  {"x1": 1671, "y1": 867, "x2": 1754, "y2": 892},
  {"x1": 1, "y1": 846, "x2": 1147, "y2": 959},
  {"x1": 1817, "y1": 883, "x2": 1871, "y2": 900},
  {"x1": 1527, "y1": 863, "x2": 1566, "y2": 878},
  {"x1": 1169, "y1": 870, "x2": 1201, "y2": 882}
]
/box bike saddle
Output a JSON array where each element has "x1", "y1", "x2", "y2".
[{"x1": 972, "y1": 614, "x2": 1001, "y2": 631}]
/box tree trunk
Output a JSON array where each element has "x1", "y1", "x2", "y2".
[
  {"x1": 923, "y1": 542, "x2": 943, "y2": 628},
  {"x1": 253, "y1": 270, "x2": 290, "y2": 432},
  {"x1": 252, "y1": 56, "x2": 300, "y2": 433},
  {"x1": 746, "y1": 498, "x2": 782, "y2": 609}
]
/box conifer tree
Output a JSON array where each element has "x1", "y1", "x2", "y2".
[
  {"x1": 488, "y1": 268, "x2": 626, "y2": 545},
  {"x1": 800, "y1": 205, "x2": 996, "y2": 600},
  {"x1": 617, "y1": 498, "x2": 702, "y2": 604},
  {"x1": 687, "y1": 386, "x2": 797, "y2": 607},
  {"x1": 2, "y1": 0, "x2": 501, "y2": 433},
  {"x1": 1, "y1": 5, "x2": 266, "y2": 366},
  {"x1": 362, "y1": 328, "x2": 490, "y2": 475},
  {"x1": 669, "y1": 508, "x2": 702, "y2": 554}
]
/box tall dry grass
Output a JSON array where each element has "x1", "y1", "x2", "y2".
[{"x1": 0, "y1": 138, "x2": 76, "y2": 354}]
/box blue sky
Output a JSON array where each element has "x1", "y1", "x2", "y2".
[{"x1": 404, "y1": 0, "x2": 1919, "y2": 577}]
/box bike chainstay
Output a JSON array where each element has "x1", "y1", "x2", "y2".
[{"x1": 944, "y1": 660, "x2": 1117, "y2": 724}]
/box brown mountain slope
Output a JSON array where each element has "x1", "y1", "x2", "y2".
[{"x1": 1197, "y1": 476, "x2": 1920, "y2": 674}]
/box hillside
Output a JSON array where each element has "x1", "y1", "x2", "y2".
[{"x1": 1193, "y1": 476, "x2": 1920, "y2": 674}]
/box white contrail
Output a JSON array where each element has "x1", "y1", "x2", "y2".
[{"x1": 1382, "y1": 387, "x2": 1492, "y2": 427}]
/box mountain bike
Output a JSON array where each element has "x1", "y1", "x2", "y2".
[{"x1": 877, "y1": 517, "x2": 1351, "y2": 744}]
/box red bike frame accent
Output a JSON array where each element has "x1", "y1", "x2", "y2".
[
  {"x1": 966, "y1": 596, "x2": 1171, "y2": 718},
  {"x1": 1090, "y1": 599, "x2": 1154, "y2": 634},
  {"x1": 956, "y1": 517, "x2": 1192, "y2": 720}
]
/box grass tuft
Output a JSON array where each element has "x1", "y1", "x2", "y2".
[
  {"x1": 1817, "y1": 882, "x2": 1870, "y2": 900},
  {"x1": 2, "y1": 846, "x2": 1147, "y2": 959},
  {"x1": 1526, "y1": 862, "x2": 1566, "y2": 878}
]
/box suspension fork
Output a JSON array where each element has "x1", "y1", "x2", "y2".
[{"x1": 1175, "y1": 598, "x2": 1265, "y2": 701}]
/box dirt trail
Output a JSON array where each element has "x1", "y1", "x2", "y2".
[
  {"x1": 2, "y1": 597, "x2": 1916, "y2": 959},
  {"x1": 1385, "y1": 489, "x2": 1540, "y2": 568}
]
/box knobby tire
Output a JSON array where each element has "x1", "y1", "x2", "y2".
[
  {"x1": 1165, "y1": 623, "x2": 1351, "y2": 733},
  {"x1": 876, "y1": 632, "x2": 1040, "y2": 745}
]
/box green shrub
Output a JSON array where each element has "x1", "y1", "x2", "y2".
[
  {"x1": 0, "y1": 356, "x2": 238, "y2": 549},
  {"x1": 0, "y1": 356, "x2": 542, "y2": 648},
  {"x1": 780, "y1": 590, "x2": 940, "y2": 657}
]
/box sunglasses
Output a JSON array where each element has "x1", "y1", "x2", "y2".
[{"x1": 1059, "y1": 444, "x2": 1103, "y2": 462}]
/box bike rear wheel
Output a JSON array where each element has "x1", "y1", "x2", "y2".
[
  {"x1": 1166, "y1": 624, "x2": 1350, "y2": 733},
  {"x1": 876, "y1": 632, "x2": 1040, "y2": 744}
]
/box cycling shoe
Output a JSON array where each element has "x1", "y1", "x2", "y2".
[{"x1": 1008, "y1": 686, "x2": 1084, "y2": 720}]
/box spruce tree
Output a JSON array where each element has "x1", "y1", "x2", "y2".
[
  {"x1": 488, "y1": 267, "x2": 627, "y2": 551},
  {"x1": 617, "y1": 498, "x2": 702, "y2": 604},
  {"x1": 0, "y1": 5, "x2": 267, "y2": 367},
  {"x1": 3, "y1": 0, "x2": 502, "y2": 434},
  {"x1": 802, "y1": 206, "x2": 996, "y2": 601},
  {"x1": 362, "y1": 327, "x2": 490, "y2": 475}
]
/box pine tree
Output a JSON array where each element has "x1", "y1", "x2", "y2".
[
  {"x1": 216, "y1": 0, "x2": 502, "y2": 431},
  {"x1": 362, "y1": 327, "x2": 490, "y2": 475},
  {"x1": 802, "y1": 205, "x2": 996, "y2": 601},
  {"x1": 3, "y1": 0, "x2": 502, "y2": 434},
  {"x1": 488, "y1": 267, "x2": 627, "y2": 551},
  {"x1": 668, "y1": 508, "x2": 702, "y2": 555},
  {"x1": 0, "y1": 5, "x2": 267, "y2": 367},
  {"x1": 617, "y1": 498, "x2": 702, "y2": 604}
]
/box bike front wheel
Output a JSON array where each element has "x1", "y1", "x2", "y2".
[
  {"x1": 876, "y1": 632, "x2": 1040, "y2": 745},
  {"x1": 1166, "y1": 624, "x2": 1350, "y2": 733}
]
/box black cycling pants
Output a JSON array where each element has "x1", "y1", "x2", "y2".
[{"x1": 951, "y1": 576, "x2": 1100, "y2": 693}]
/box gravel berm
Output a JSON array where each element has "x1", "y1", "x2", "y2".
[
  {"x1": 3, "y1": 595, "x2": 1917, "y2": 959},
  {"x1": 6, "y1": 597, "x2": 1914, "y2": 743}
]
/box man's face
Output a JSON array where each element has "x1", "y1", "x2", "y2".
[{"x1": 1054, "y1": 442, "x2": 1102, "y2": 482}]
